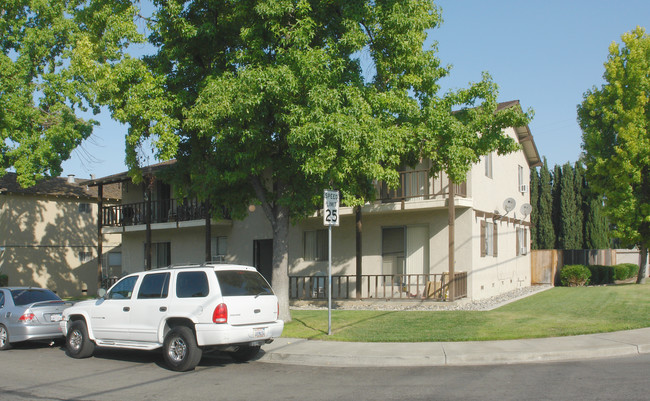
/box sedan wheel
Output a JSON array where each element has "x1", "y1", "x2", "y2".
[{"x1": 0, "y1": 325, "x2": 12, "y2": 350}]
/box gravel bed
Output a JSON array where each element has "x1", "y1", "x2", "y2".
[{"x1": 290, "y1": 284, "x2": 553, "y2": 312}]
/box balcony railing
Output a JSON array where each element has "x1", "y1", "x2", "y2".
[
  {"x1": 377, "y1": 170, "x2": 467, "y2": 202},
  {"x1": 101, "y1": 198, "x2": 229, "y2": 227},
  {"x1": 290, "y1": 272, "x2": 467, "y2": 301}
]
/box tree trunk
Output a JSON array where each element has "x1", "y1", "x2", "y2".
[
  {"x1": 270, "y1": 205, "x2": 292, "y2": 322},
  {"x1": 636, "y1": 244, "x2": 647, "y2": 284}
]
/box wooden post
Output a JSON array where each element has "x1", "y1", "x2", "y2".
[
  {"x1": 97, "y1": 184, "x2": 104, "y2": 290},
  {"x1": 355, "y1": 205, "x2": 362, "y2": 299},
  {"x1": 145, "y1": 181, "x2": 152, "y2": 270},
  {"x1": 448, "y1": 177, "x2": 456, "y2": 301},
  {"x1": 205, "y1": 200, "x2": 212, "y2": 262}
]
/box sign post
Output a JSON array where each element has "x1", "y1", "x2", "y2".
[{"x1": 323, "y1": 189, "x2": 339, "y2": 335}]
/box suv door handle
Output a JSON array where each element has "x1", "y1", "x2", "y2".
[
  {"x1": 159, "y1": 307, "x2": 167, "y2": 312},
  {"x1": 123, "y1": 307, "x2": 130, "y2": 312}
]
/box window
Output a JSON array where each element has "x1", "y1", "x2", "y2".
[
  {"x1": 11, "y1": 289, "x2": 60, "y2": 305},
  {"x1": 216, "y1": 270, "x2": 273, "y2": 297},
  {"x1": 517, "y1": 227, "x2": 528, "y2": 256},
  {"x1": 108, "y1": 252, "x2": 122, "y2": 267},
  {"x1": 484, "y1": 153, "x2": 493, "y2": 178},
  {"x1": 107, "y1": 276, "x2": 138, "y2": 300},
  {"x1": 137, "y1": 273, "x2": 170, "y2": 299},
  {"x1": 79, "y1": 251, "x2": 93, "y2": 263},
  {"x1": 176, "y1": 271, "x2": 209, "y2": 298},
  {"x1": 78, "y1": 203, "x2": 92, "y2": 213},
  {"x1": 211, "y1": 237, "x2": 228, "y2": 262},
  {"x1": 480, "y1": 220, "x2": 498, "y2": 257},
  {"x1": 518, "y1": 165, "x2": 526, "y2": 192},
  {"x1": 0, "y1": 292, "x2": 5, "y2": 308},
  {"x1": 304, "y1": 230, "x2": 328, "y2": 261}
]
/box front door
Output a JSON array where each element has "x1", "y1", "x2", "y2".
[
  {"x1": 254, "y1": 239, "x2": 273, "y2": 285},
  {"x1": 91, "y1": 276, "x2": 138, "y2": 341}
]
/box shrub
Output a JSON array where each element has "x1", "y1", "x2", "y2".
[
  {"x1": 614, "y1": 263, "x2": 638, "y2": 281},
  {"x1": 561, "y1": 265, "x2": 592, "y2": 287},
  {"x1": 0, "y1": 274, "x2": 7, "y2": 287},
  {"x1": 586, "y1": 265, "x2": 615, "y2": 285}
]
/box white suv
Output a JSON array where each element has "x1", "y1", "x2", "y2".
[{"x1": 60, "y1": 264, "x2": 283, "y2": 371}]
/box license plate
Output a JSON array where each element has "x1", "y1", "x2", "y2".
[
  {"x1": 253, "y1": 328, "x2": 266, "y2": 338},
  {"x1": 50, "y1": 314, "x2": 62, "y2": 322}
]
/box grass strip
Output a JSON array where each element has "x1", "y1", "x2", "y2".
[{"x1": 283, "y1": 284, "x2": 650, "y2": 342}]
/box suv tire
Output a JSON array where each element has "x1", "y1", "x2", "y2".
[
  {"x1": 66, "y1": 320, "x2": 95, "y2": 358},
  {"x1": 0, "y1": 324, "x2": 12, "y2": 350},
  {"x1": 163, "y1": 326, "x2": 203, "y2": 372},
  {"x1": 229, "y1": 345, "x2": 261, "y2": 362}
]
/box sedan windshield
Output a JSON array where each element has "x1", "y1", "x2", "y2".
[{"x1": 11, "y1": 289, "x2": 62, "y2": 306}]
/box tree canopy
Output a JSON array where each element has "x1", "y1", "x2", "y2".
[
  {"x1": 0, "y1": 0, "x2": 142, "y2": 186},
  {"x1": 578, "y1": 26, "x2": 650, "y2": 282}
]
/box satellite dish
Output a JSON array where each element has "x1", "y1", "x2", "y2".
[
  {"x1": 520, "y1": 203, "x2": 532, "y2": 218},
  {"x1": 503, "y1": 198, "x2": 516, "y2": 213}
]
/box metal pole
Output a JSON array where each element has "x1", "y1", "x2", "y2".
[{"x1": 328, "y1": 223, "x2": 332, "y2": 335}]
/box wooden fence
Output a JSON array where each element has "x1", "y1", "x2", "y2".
[{"x1": 531, "y1": 249, "x2": 617, "y2": 285}]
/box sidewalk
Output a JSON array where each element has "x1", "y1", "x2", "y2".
[{"x1": 258, "y1": 328, "x2": 650, "y2": 367}]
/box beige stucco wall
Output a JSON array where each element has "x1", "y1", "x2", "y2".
[{"x1": 0, "y1": 194, "x2": 120, "y2": 297}]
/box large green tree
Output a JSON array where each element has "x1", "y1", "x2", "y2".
[
  {"x1": 536, "y1": 158, "x2": 556, "y2": 249},
  {"x1": 90, "y1": 0, "x2": 530, "y2": 320},
  {"x1": 578, "y1": 26, "x2": 650, "y2": 283},
  {"x1": 0, "y1": 0, "x2": 142, "y2": 186}
]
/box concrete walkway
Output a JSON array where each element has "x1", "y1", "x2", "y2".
[{"x1": 258, "y1": 328, "x2": 650, "y2": 367}]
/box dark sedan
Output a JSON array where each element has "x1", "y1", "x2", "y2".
[{"x1": 0, "y1": 287, "x2": 71, "y2": 350}]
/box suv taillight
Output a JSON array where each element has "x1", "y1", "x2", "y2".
[
  {"x1": 277, "y1": 302, "x2": 280, "y2": 319},
  {"x1": 213, "y1": 303, "x2": 228, "y2": 324}
]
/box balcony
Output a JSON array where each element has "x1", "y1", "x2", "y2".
[
  {"x1": 101, "y1": 198, "x2": 229, "y2": 227},
  {"x1": 376, "y1": 170, "x2": 466, "y2": 202}
]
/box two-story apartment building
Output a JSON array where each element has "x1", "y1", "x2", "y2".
[
  {"x1": 0, "y1": 173, "x2": 122, "y2": 297},
  {"x1": 86, "y1": 101, "x2": 541, "y2": 302}
]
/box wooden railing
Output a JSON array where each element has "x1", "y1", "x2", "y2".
[
  {"x1": 290, "y1": 272, "x2": 467, "y2": 301},
  {"x1": 101, "y1": 198, "x2": 229, "y2": 227},
  {"x1": 377, "y1": 170, "x2": 467, "y2": 202}
]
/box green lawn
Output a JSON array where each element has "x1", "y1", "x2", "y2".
[{"x1": 283, "y1": 284, "x2": 650, "y2": 342}]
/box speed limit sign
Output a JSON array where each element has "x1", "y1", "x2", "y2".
[{"x1": 323, "y1": 190, "x2": 340, "y2": 226}]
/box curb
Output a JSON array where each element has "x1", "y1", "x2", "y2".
[{"x1": 257, "y1": 328, "x2": 650, "y2": 367}]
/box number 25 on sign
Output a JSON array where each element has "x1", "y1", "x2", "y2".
[{"x1": 323, "y1": 190, "x2": 339, "y2": 226}]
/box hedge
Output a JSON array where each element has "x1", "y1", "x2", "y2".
[{"x1": 560, "y1": 263, "x2": 638, "y2": 286}]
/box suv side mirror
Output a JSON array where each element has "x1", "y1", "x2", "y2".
[{"x1": 97, "y1": 288, "x2": 107, "y2": 298}]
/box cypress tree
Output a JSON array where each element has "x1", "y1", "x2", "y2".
[
  {"x1": 559, "y1": 163, "x2": 580, "y2": 249},
  {"x1": 537, "y1": 158, "x2": 556, "y2": 249},
  {"x1": 530, "y1": 167, "x2": 540, "y2": 249},
  {"x1": 573, "y1": 162, "x2": 585, "y2": 248},
  {"x1": 552, "y1": 164, "x2": 563, "y2": 248}
]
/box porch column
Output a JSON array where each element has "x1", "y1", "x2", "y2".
[
  {"x1": 448, "y1": 178, "x2": 456, "y2": 301},
  {"x1": 355, "y1": 206, "x2": 362, "y2": 299},
  {"x1": 145, "y1": 182, "x2": 152, "y2": 270},
  {"x1": 205, "y1": 201, "x2": 212, "y2": 262},
  {"x1": 97, "y1": 184, "x2": 103, "y2": 290}
]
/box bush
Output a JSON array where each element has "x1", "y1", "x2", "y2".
[
  {"x1": 586, "y1": 265, "x2": 615, "y2": 285},
  {"x1": 561, "y1": 265, "x2": 592, "y2": 287},
  {"x1": 614, "y1": 263, "x2": 638, "y2": 281},
  {"x1": 0, "y1": 274, "x2": 7, "y2": 287}
]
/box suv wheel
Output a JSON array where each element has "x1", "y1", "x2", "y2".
[
  {"x1": 66, "y1": 320, "x2": 95, "y2": 358},
  {"x1": 230, "y1": 345, "x2": 261, "y2": 362},
  {"x1": 0, "y1": 324, "x2": 12, "y2": 350},
  {"x1": 163, "y1": 326, "x2": 203, "y2": 372}
]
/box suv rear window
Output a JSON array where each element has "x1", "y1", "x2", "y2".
[
  {"x1": 176, "y1": 271, "x2": 210, "y2": 298},
  {"x1": 216, "y1": 270, "x2": 274, "y2": 297},
  {"x1": 11, "y1": 289, "x2": 61, "y2": 306}
]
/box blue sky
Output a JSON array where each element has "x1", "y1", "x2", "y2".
[{"x1": 61, "y1": 0, "x2": 650, "y2": 179}]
